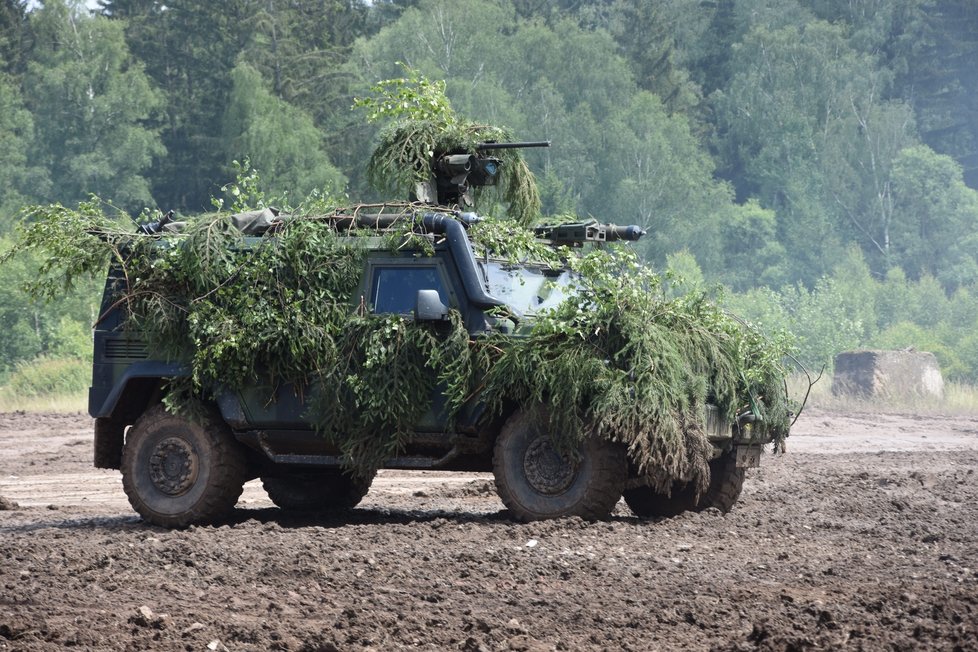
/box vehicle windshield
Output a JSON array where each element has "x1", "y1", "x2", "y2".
[{"x1": 481, "y1": 261, "x2": 576, "y2": 314}]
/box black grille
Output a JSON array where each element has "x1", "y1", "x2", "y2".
[{"x1": 104, "y1": 338, "x2": 148, "y2": 360}]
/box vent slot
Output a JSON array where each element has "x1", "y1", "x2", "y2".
[{"x1": 104, "y1": 338, "x2": 148, "y2": 360}]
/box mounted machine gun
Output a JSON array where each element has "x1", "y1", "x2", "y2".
[{"x1": 415, "y1": 140, "x2": 551, "y2": 207}]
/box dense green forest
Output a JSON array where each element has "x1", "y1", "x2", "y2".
[{"x1": 1, "y1": 0, "x2": 978, "y2": 390}]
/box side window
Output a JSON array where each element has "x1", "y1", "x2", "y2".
[{"x1": 370, "y1": 266, "x2": 449, "y2": 314}]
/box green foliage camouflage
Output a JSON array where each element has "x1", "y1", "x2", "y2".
[
  {"x1": 309, "y1": 311, "x2": 474, "y2": 474},
  {"x1": 4, "y1": 199, "x2": 792, "y2": 483}
]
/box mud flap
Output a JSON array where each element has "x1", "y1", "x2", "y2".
[
  {"x1": 735, "y1": 444, "x2": 763, "y2": 469},
  {"x1": 94, "y1": 418, "x2": 126, "y2": 469}
]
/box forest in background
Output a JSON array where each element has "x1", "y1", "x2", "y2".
[{"x1": 1, "y1": 0, "x2": 977, "y2": 393}]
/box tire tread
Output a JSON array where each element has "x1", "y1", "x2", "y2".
[{"x1": 493, "y1": 410, "x2": 626, "y2": 522}]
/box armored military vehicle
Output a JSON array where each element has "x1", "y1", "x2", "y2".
[{"x1": 86, "y1": 142, "x2": 786, "y2": 527}]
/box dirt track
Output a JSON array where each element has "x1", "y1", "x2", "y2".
[{"x1": 1, "y1": 408, "x2": 977, "y2": 651}]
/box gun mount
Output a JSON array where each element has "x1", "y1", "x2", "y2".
[{"x1": 417, "y1": 140, "x2": 551, "y2": 207}]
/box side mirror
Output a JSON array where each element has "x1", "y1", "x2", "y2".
[{"x1": 415, "y1": 289, "x2": 449, "y2": 321}]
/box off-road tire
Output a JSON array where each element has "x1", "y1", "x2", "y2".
[
  {"x1": 261, "y1": 471, "x2": 373, "y2": 512},
  {"x1": 121, "y1": 404, "x2": 247, "y2": 528},
  {"x1": 493, "y1": 409, "x2": 626, "y2": 522},
  {"x1": 623, "y1": 451, "x2": 746, "y2": 518}
]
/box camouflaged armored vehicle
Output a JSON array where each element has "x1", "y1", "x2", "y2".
[{"x1": 87, "y1": 206, "x2": 782, "y2": 528}]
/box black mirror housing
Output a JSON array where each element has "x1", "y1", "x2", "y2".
[{"x1": 415, "y1": 289, "x2": 449, "y2": 321}]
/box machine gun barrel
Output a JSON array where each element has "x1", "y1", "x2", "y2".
[
  {"x1": 476, "y1": 141, "x2": 551, "y2": 150},
  {"x1": 534, "y1": 220, "x2": 646, "y2": 246}
]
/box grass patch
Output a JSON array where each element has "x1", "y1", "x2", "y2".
[
  {"x1": 0, "y1": 357, "x2": 88, "y2": 413},
  {"x1": 0, "y1": 392, "x2": 87, "y2": 413}
]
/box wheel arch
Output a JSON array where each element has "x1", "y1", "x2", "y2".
[
  {"x1": 90, "y1": 363, "x2": 187, "y2": 470},
  {"x1": 89, "y1": 361, "x2": 188, "y2": 420}
]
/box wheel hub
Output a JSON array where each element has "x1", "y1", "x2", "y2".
[
  {"x1": 523, "y1": 437, "x2": 578, "y2": 495},
  {"x1": 149, "y1": 437, "x2": 199, "y2": 496}
]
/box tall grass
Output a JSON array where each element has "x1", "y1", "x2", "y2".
[{"x1": 0, "y1": 357, "x2": 88, "y2": 413}]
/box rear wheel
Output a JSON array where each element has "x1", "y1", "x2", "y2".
[
  {"x1": 121, "y1": 404, "x2": 247, "y2": 528},
  {"x1": 622, "y1": 482, "x2": 698, "y2": 518},
  {"x1": 697, "y1": 451, "x2": 746, "y2": 512},
  {"x1": 623, "y1": 450, "x2": 746, "y2": 518},
  {"x1": 261, "y1": 470, "x2": 373, "y2": 512},
  {"x1": 493, "y1": 409, "x2": 626, "y2": 522}
]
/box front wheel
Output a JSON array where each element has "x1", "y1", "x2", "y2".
[
  {"x1": 121, "y1": 404, "x2": 247, "y2": 528},
  {"x1": 493, "y1": 410, "x2": 626, "y2": 522}
]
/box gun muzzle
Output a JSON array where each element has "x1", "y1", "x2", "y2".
[
  {"x1": 606, "y1": 225, "x2": 646, "y2": 242},
  {"x1": 137, "y1": 210, "x2": 175, "y2": 235}
]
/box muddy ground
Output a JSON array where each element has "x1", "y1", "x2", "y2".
[{"x1": 1, "y1": 408, "x2": 977, "y2": 651}]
